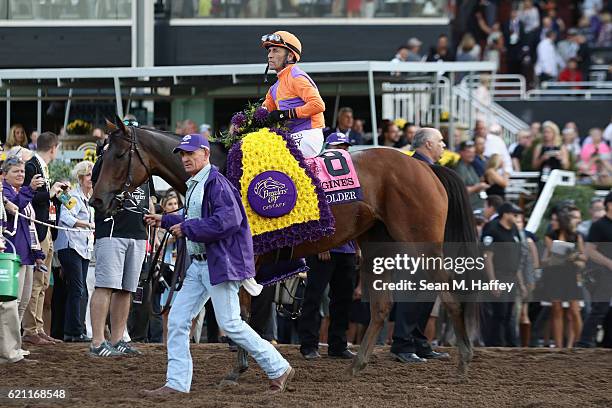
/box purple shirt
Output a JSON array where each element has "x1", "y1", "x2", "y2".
[
  {"x1": 161, "y1": 166, "x2": 255, "y2": 285},
  {"x1": 2, "y1": 181, "x2": 45, "y2": 265}
]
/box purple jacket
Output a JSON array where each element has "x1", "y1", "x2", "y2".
[
  {"x1": 161, "y1": 166, "x2": 255, "y2": 285},
  {"x1": 3, "y1": 181, "x2": 45, "y2": 265}
]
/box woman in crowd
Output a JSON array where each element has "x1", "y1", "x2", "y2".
[
  {"x1": 541, "y1": 208, "x2": 585, "y2": 348},
  {"x1": 2, "y1": 157, "x2": 46, "y2": 324},
  {"x1": 5, "y1": 125, "x2": 28, "y2": 150},
  {"x1": 580, "y1": 128, "x2": 611, "y2": 175},
  {"x1": 532, "y1": 121, "x2": 570, "y2": 191},
  {"x1": 55, "y1": 161, "x2": 95, "y2": 342},
  {"x1": 484, "y1": 153, "x2": 509, "y2": 200}
]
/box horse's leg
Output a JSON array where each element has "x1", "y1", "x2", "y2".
[
  {"x1": 439, "y1": 291, "x2": 473, "y2": 379},
  {"x1": 220, "y1": 288, "x2": 251, "y2": 386},
  {"x1": 349, "y1": 266, "x2": 393, "y2": 376}
]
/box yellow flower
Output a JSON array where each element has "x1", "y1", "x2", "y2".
[
  {"x1": 394, "y1": 118, "x2": 407, "y2": 129},
  {"x1": 438, "y1": 150, "x2": 460, "y2": 167},
  {"x1": 402, "y1": 148, "x2": 459, "y2": 166},
  {"x1": 239, "y1": 128, "x2": 321, "y2": 236}
]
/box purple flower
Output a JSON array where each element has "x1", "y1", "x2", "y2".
[
  {"x1": 231, "y1": 112, "x2": 246, "y2": 128},
  {"x1": 253, "y1": 107, "x2": 269, "y2": 123}
]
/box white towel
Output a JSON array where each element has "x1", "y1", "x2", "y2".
[{"x1": 242, "y1": 277, "x2": 263, "y2": 296}]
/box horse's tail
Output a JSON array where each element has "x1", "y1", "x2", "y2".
[{"x1": 430, "y1": 165, "x2": 480, "y2": 343}]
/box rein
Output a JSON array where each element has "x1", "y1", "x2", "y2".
[{"x1": 110, "y1": 126, "x2": 156, "y2": 214}]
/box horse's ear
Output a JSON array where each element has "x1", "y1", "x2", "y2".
[
  {"x1": 114, "y1": 115, "x2": 129, "y2": 134},
  {"x1": 105, "y1": 117, "x2": 118, "y2": 133}
]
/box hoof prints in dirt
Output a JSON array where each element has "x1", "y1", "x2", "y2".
[{"x1": 1, "y1": 344, "x2": 611, "y2": 407}]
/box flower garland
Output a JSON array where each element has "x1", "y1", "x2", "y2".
[
  {"x1": 217, "y1": 102, "x2": 287, "y2": 148},
  {"x1": 227, "y1": 127, "x2": 335, "y2": 255}
]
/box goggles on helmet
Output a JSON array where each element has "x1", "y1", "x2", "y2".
[
  {"x1": 261, "y1": 33, "x2": 301, "y2": 58},
  {"x1": 261, "y1": 33, "x2": 283, "y2": 44}
]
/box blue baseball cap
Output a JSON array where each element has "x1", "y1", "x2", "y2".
[
  {"x1": 173, "y1": 133, "x2": 210, "y2": 153},
  {"x1": 326, "y1": 132, "x2": 352, "y2": 146}
]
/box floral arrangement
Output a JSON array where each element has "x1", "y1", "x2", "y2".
[
  {"x1": 83, "y1": 148, "x2": 97, "y2": 163},
  {"x1": 66, "y1": 119, "x2": 93, "y2": 135},
  {"x1": 217, "y1": 102, "x2": 286, "y2": 148},
  {"x1": 227, "y1": 127, "x2": 335, "y2": 255}
]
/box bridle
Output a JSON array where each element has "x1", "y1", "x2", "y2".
[{"x1": 109, "y1": 126, "x2": 154, "y2": 215}]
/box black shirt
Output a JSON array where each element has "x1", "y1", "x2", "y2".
[
  {"x1": 92, "y1": 153, "x2": 149, "y2": 240},
  {"x1": 481, "y1": 218, "x2": 521, "y2": 277},
  {"x1": 511, "y1": 144, "x2": 525, "y2": 161},
  {"x1": 587, "y1": 215, "x2": 612, "y2": 261}
]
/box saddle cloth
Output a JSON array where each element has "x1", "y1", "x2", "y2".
[{"x1": 307, "y1": 149, "x2": 362, "y2": 205}]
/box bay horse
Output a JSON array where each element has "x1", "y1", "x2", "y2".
[{"x1": 90, "y1": 118, "x2": 478, "y2": 382}]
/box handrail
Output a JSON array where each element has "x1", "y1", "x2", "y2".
[
  {"x1": 540, "y1": 81, "x2": 612, "y2": 89},
  {"x1": 460, "y1": 74, "x2": 527, "y2": 99},
  {"x1": 526, "y1": 88, "x2": 612, "y2": 99},
  {"x1": 525, "y1": 170, "x2": 576, "y2": 233}
]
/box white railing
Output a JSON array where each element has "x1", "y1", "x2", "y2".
[
  {"x1": 460, "y1": 74, "x2": 527, "y2": 99},
  {"x1": 525, "y1": 170, "x2": 576, "y2": 234},
  {"x1": 381, "y1": 75, "x2": 529, "y2": 145},
  {"x1": 505, "y1": 171, "x2": 540, "y2": 201},
  {"x1": 540, "y1": 81, "x2": 612, "y2": 89},
  {"x1": 453, "y1": 83, "x2": 529, "y2": 145},
  {"x1": 381, "y1": 76, "x2": 450, "y2": 125},
  {"x1": 461, "y1": 74, "x2": 612, "y2": 100},
  {"x1": 526, "y1": 87, "x2": 612, "y2": 99},
  {"x1": 589, "y1": 65, "x2": 609, "y2": 82}
]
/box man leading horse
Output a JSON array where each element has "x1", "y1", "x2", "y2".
[{"x1": 142, "y1": 134, "x2": 294, "y2": 395}]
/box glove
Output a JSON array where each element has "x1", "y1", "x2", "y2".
[{"x1": 269, "y1": 109, "x2": 297, "y2": 123}]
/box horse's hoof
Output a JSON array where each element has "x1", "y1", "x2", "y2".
[
  {"x1": 218, "y1": 379, "x2": 240, "y2": 388},
  {"x1": 347, "y1": 359, "x2": 367, "y2": 377}
]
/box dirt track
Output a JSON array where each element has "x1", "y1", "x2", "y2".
[{"x1": 1, "y1": 344, "x2": 611, "y2": 407}]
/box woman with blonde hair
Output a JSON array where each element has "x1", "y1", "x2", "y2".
[
  {"x1": 55, "y1": 160, "x2": 95, "y2": 342},
  {"x1": 484, "y1": 153, "x2": 509, "y2": 199},
  {"x1": 5, "y1": 125, "x2": 28, "y2": 150},
  {"x1": 5, "y1": 146, "x2": 33, "y2": 162},
  {"x1": 532, "y1": 121, "x2": 569, "y2": 191}
]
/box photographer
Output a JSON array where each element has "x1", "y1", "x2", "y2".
[
  {"x1": 2, "y1": 157, "x2": 47, "y2": 329},
  {"x1": 22, "y1": 132, "x2": 65, "y2": 345}
]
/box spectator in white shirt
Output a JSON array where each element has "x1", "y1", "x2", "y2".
[
  {"x1": 535, "y1": 30, "x2": 564, "y2": 83},
  {"x1": 518, "y1": 0, "x2": 540, "y2": 34},
  {"x1": 484, "y1": 124, "x2": 513, "y2": 174}
]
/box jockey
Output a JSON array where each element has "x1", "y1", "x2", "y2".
[{"x1": 262, "y1": 31, "x2": 326, "y2": 158}]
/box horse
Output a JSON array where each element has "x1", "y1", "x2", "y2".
[{"x1": 90, "y1": 118, "x2": 478, "y2": 382}]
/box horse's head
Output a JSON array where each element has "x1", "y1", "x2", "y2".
[{"x1": 89, "y1": 116, "x2": 151, "y2": 216}]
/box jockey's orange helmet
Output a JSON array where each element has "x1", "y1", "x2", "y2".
[{"x1": 261, "y1": 31, "x2": 302, "y2": 62}]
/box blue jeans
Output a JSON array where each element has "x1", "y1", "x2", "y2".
[{"x1": 166, "y1": 260, "x2": 289, "y2": 393}]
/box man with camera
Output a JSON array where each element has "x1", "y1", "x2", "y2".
[{"x1": 22, "y1": 132, "x2": 66, "y2": 345}]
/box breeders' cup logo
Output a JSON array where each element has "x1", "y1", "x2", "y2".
[
  {"x1": 247, "y1": 171, "x2": 297, "y2": 218},
  {"x1": 254, "y1": 177, "x2": 288, "y2": 204}
]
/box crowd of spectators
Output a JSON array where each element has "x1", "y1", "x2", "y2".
[
  {"x1": 391, "y1": 0, "x2": 612, "y2": 87},
  {"x1": 165, "y1": 0, "x2": 445, "y2": 19}
]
